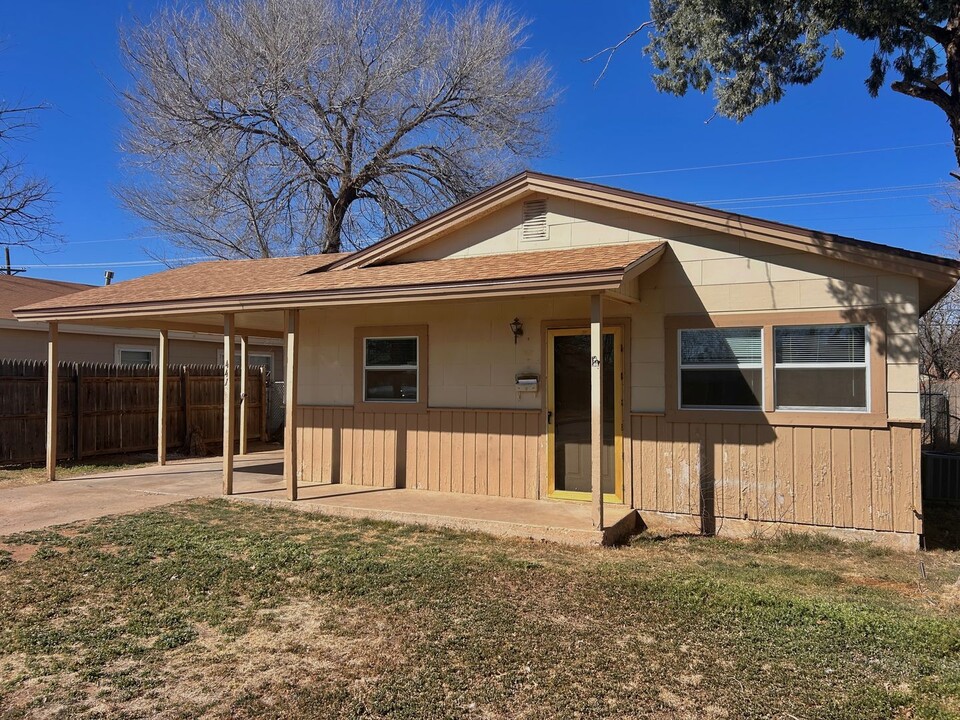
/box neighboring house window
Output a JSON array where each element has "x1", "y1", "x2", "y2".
[
  {"x1": 774, "y1": 325, "x2": 868, "y2": 411},
  {"x1": 115, "y1": 345, "x2": 154, "y2": 365},
  {"x1": 218, "y1": 349, "x2": 274, "y2": 374},
  {"x1": 679, "y1": 328, "x2": 762, "y2": 409},
  {"x1": 363, "y1": 336, "x2": 419, "y2": 402}
]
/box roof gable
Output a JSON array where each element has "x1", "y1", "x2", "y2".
[{"x1": 330, "y1": 172, "x2": 960, "y2": 286}]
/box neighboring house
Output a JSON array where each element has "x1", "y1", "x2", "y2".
[
  {"x1": 16, "y1": 172, "x2": 960, "y2": 549},
  {"x1": 0, "y1": 274, "x2": 282, "y2": 376}
]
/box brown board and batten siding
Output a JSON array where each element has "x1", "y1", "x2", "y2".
[
  {"x1": 294, "y1": 407, "x2": 922, "y2": 542},
  {"x1": 628, "y1": 415, "x2": 922, "y2": 538},
  {"x1": 296, "y1": 406, "x2": 540, "y2": 499}
]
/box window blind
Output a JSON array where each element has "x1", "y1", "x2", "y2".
[
  {"x1": 680, "y1": 328, "x2": 762, "y2": 365},
  {"x1": 775, "y1": 326, "x2": 865, "y2": 364}
]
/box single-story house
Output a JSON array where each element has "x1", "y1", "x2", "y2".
[
  {"x1": 1, "y1": 273, "x2": 283, "y2": 374},
  {"x1": 15, "y1": 172, "x2": 960, "y2": 549}
]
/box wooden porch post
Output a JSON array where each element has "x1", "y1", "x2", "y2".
[
  {"x1": 223, "y1": 313, "x2": 235, "y2": 495},
  {"x1": 284, "y1": 309, "x2": 299, "y2": 501},
  {"x1": 590, "y1": 293, "x2": 604, "y2": 529},
  {"x1": 239, "y1": 334, "x2": 249, "y2": 456},
  {"x1": 46, "y1": 321, "x2": 59, "y2": 481},
  {"x1": 157, "y1": 329, "x2": 169, "y2": 466}
]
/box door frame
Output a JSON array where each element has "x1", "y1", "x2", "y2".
[{"x1": 544, "y1": 323, "x2": 625, "y2": 503}]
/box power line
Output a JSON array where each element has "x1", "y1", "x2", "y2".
[
  {"x1": 18, "y1": 256, "x2": 214, "y2": 269},
  {"x1": 695, "y1": 183, "x2": 943, "y2": 206},
  {"x1": 724, "y1": 193, "x2": 944, "y2": 211},
  {"x1": 35, "y1": 234, "x2": 165, "y2": 247},
  {"x1": 578, "y1": 142, "x2": 952, "y2": 180},
  {"x1": 825, "y1": 224, "x2": 947, "y2": 232}
]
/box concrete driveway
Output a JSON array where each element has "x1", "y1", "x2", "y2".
[{"x1": 0, "y1": 451, "x2": 284, "y2": 535}]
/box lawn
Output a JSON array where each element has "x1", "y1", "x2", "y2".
[
  {"x1": 1, "y1": 500, "x2": 959, "y2": 719},
  {"x1": 0, "y1": 456, "x2": 154, "y2": 490}
]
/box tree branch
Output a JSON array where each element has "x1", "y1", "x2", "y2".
[{"x1": 583, "y1": 20, "x2": 654, "y2": 86}]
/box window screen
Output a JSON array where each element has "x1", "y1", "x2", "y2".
[
  {"x1": 679, "y1": 328, "x2": 762, "y2": 409},
  {"x1": 774, "y1": 325, "x2": 867, "y2": 410},
  {"x1": 364, "y1": 337, "x2": 418, "y2": 402},
  {"x1": 118, "y1": 349, "x2": 153, "y2": 365},
  {"x1": 235, "y1": 352, "x2": 273, "y2": 373}
]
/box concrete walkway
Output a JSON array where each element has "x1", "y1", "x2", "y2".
[
  {"x1": 0, "y1": 450, "x2": 637, "y2": 545},
  {"x1": 0, "y1": 451, "x2": 286, "y2": 535}
]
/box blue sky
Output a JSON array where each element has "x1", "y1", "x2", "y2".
[{"x1": 2, "y1": 0, "x2": 956, "y2": 285}]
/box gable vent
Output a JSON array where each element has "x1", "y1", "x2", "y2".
[{"x1": 521, "y1": 199, "x2": 548, "y2": 242}]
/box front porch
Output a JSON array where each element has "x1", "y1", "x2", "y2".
[
  {"x1": 244, "y1": 469, "x2": 639, "y2": 547},
  {"x1": 4, "y1": 448, "x2": 637, "y2": 544}
]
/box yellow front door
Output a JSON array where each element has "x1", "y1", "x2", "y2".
[{"x1": 546, "y1": 327, "x2": 623, "y2": 502}]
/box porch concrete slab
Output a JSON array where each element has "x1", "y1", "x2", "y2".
[
  {"x1": 0, "y1": 449, "x2": 638, "y2": 545},
  {"x1": 242, "y1": 483, "x2": 636, "y2": 546}
]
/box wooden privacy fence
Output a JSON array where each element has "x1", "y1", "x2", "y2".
[
  {"x1": 0, "y1": 359, "x2": 267, "y2": 465},
  {"x1": 922, "y1": 452, "x2": 960, "y2": 503}
]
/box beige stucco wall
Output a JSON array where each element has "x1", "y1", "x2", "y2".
[
  {"x1": 303, "y1": 196, "x2": 920, "y2": 418},
  {"x1": 299, "y1": 296, "x2": 589, "y2": 409}
]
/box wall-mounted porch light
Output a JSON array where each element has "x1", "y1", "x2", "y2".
[{"x1": 510, "y1": 317, "x2": 524, "y2": 344}]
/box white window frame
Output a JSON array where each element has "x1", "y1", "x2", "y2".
[
  {"x1": 773, "y1": 323, "x2": 870, "y2": 413},
  {"x1": 115, "y1": 344, "x2": 155, "y2": 366},
  {"x1": 217, "y1": 349, "x2": 274, "y2": 373},
  {"x1": 362, "y1": 335, "x2": 419, "y2": 403},
  {"x1": 678, "y1": 327, "x2": 764, "y2": 411}
]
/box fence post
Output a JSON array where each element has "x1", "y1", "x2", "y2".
[{"x1": 73, "y1": 363, "x2": 82, "y2": 461}]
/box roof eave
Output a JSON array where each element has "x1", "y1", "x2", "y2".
[{"x1": 13, "y1": 267, "x2": 639, "y2": 323}]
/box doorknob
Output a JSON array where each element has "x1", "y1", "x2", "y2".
[{"x1": 547, "y1": 410, "x2": 553, "y2": 425}]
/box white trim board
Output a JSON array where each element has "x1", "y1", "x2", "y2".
[{"x1": 0, "y1": 319, "x2": 283, "y2": 346}]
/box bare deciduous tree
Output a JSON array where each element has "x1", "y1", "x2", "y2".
[
  {"x1": 0, "y1": 100, "x2": 56, "y2": 248},
  {"x1": 118, "y1": 0, "x2": 554, "y2": 259},
  {"x1": 923, "y1": 186, "x2": 960, "y2": 378},
  {"x1": 920, "y1": 283, "x2": 960, "y2": 379}
]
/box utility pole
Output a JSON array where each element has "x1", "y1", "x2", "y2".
[{"x1": 2, "y1": 248, "x2": 26, "y2": 276}]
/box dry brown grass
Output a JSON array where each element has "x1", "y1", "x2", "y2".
[
  {"x1": 0, "y1": 456, "x2": 155, "y2": 490},
  {"x1": 0, "y1": 500, "x2": 958, "y2": 719}
]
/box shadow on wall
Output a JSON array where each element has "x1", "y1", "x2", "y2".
[
  {"x1": 648, "y1": 234, "x2": 913, "y2": 538},
  {"x1": 650, "y1": 244, "x2": 780, "y2": 536}
]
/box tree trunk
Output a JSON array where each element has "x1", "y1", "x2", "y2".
[
  {"x1": 322, "y1": 189, "x2": 356, "y2": 254},
  {"x1": 947, "y1": 10, "x2": 960, "y2": 169}
]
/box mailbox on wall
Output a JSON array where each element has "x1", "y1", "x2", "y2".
[{"x1": 515, "y1": 373, "x2": 540, "y2": 393}]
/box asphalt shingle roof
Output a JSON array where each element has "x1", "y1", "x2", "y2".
[{"x1": 17, "y1": 243, "x2": 662, "y2": 315}]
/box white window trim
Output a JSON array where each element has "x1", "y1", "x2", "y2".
[
  {"x1": 773, "y1": 323, "x2": 870, "y2": 413},
  {"x1": 115, "y1": 344, "x2": 155, "y2": 365},
  {"x1": 677, "y1": 327, "x2": 764, "y2": 411},
  {"x1": 362, "y1": 335, "x2": 419, "y2": 403}
]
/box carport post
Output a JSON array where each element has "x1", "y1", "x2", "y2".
[
  {"x1": 223, "y1": 313, "x2": 235, "y2": 495},
  {"x1": 46, "y1": 321, "x2": 59, "y2": 481},
  {"x1": 284, "y1": 309, "x2": 299, "y2": 501},
  {"x1": 157, "y1": 329, "x2": 169, "y2": 466},
  {"x1": 239, "y1": 334, "x2": 249, "y2": 456},
  {"x1": 590, "y1": 293, "x2": 604, "y2": 530}
]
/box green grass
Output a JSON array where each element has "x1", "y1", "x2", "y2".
[{"x1": 1, "y1": 499, "x2": 959, "y2": 719}]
